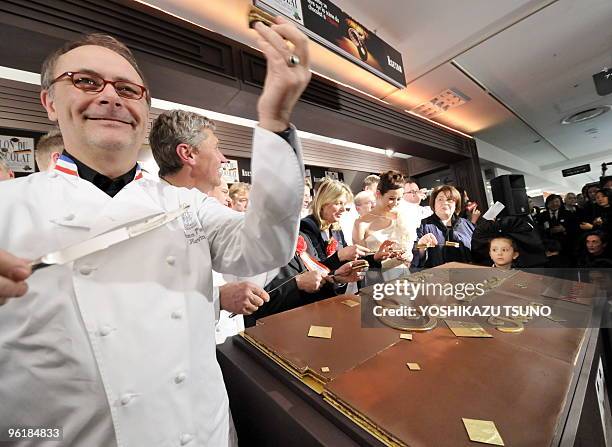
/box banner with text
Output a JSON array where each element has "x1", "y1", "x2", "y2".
[{"x1": 255, "y1": 0, "x2": 406, "y2": 87}]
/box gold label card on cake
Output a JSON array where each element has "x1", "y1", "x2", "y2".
[
  {"x1": 406, "y1": 362, "x2": 421, "y2": 371},
  {"x1": 462, "y1": 418, "x2": 504, "y2": 445},
  {"x1": 308, "y1": 325, "x2": 333, "y2": 339},
  {"x1": 321, "y1": 366, "x2": 330, "y2": 373},
  {"x1": 341, "y1": 299, "x2": 360, "y2": 308},
  {"x1": 399, "y1": 333, "x2": 413, "y2": 340},
  {"x1": 445, "y1": 320, "x2": 493, "y2": 338}
]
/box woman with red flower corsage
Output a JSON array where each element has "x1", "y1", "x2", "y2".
[
  {"x1": 244, "y1": 235, "x2": 370, "y2": 327},
  {"x1": 299, "y1": 178, "x2": 394, "y2": 284},
  {"x1": 244, "y1": 179, "x2": 393, "y2": 327}
]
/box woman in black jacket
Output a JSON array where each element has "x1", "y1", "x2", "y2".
[
  {"x1": 592, "y1": 189, "x2": 612, "y2": 233},
  {"x1": 245, "y1": 179, "x2": 392, "y2": 327},
  {"x1": 243, "y1": 237, "x2": 360, "y2": 327},
  {"x1": 300, "y1": 178, "x2": 391, "y2": 273},
  {"x1": 413, "y1": 185, "x2": 475, "y2": 268}
]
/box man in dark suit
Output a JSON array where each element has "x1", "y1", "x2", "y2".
[{"x1": 536, "y1": 194, "x2": 577, "y2": 255}]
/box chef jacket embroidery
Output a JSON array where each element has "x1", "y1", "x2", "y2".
[{"x1": 181, "y1": 208, "x2": 206, "y2": 245}]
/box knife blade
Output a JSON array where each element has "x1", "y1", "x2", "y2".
[{"x1": 30, "y1": 204, "x2": 190, "y2": 271}]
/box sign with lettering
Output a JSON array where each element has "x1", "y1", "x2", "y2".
[
  {"x1": 306, "y1": 165, "x2": 344, "y2": 183},
  {"x1": 255, "y1": 0, "x2": 406, "y2": 87},
  {"x1": 0, "y1": 135, "x2": 35, "y2": 173},
  {"x1": 561, "y1": 164, "x2": 590, "y2": 177},
  {"x1": 221, "y1": 159, "x2": 239, "y2": 183},
  {"x1": 237, "y1": 157, "x2": 252, "y2": 182},
  {"x1": 325, "y1": 170, "x2": 339, "y2": 180}
]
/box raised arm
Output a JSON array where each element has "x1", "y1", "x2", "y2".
[
  {"x1": 254, "y1": 17, "x2": 311, "y2": 132},
  {"x1": 199, "y1": 18, "x2": 311, "y2": 275}
]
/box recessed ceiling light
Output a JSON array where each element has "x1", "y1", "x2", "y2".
[{"x1": 561, "y1": 106, "x2": 610, "y2": 124}]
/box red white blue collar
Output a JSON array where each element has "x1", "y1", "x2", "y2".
[{"x1": 54, "y1": 154, "x2": 143, "y2": 180}]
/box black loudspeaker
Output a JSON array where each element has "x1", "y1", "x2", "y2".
[
  {"x1": 593, "y1": 70, "x2": 612, "y2": 96},
  {"x1": 490, "y1": 174, "x2": 529, "y2": 216}
]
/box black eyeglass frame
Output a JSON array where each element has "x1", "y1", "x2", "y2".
[{"x1": 50, "y1": 71, "x2": 149, "y2": 100}]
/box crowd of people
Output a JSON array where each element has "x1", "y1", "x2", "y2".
[
  {"x1": 531, "y1": 184, "x2": 612, "y2": 267},
  {"x1": 0, "y1": 17, "x2": 610, "y2": 447}
]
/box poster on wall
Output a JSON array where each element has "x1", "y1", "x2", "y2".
[
  {"x1": 306, "y1": 165, "x2": 344, "y2": 184},
  {"x1": 255, "y1": 0, "x2": 406, "y2": 87},
  {"x1": 221, "y1": 159, "x2": 239, "y2": 183},
  {"x1": 325, "y1": 170, "x2": 339, "y2": 180},
  {"x1": 0, "y1": 135, "x2": 35, "y2": 173},
  {"x1": 257, "y1": 0, "x2": 304, "y2": 24}
]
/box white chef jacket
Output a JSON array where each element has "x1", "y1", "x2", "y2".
[
  {"x1": 339, "y1": 204, "x2": 359, "y2": 246},
  {"x1": 213, "y1": 269, "x2": 279, "y2": 345},
  {"x1": 0, "y1": 126, "x2": 304, "y2": 446}
]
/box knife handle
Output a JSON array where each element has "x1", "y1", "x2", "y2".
[{"x1": 30, "y1": 261, "x2": 50, "y2": 272}]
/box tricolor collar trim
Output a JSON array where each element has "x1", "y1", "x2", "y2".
[{"x1": 54, "y1": 153, "x2": 143, "y2": 180}]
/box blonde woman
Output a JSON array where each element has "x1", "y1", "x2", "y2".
[
  {"x1": 229, "y1": 182, "x2": 251, "y2": 212},
  {"x1": 300, "y1": 178, "x2": 392, "y2": 275}
]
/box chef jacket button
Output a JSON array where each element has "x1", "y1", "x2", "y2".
[
  {"x1": 120, "y1": 394, "x2": 134, "y2": 406},
  {"x1": 64, "y1": 213, "x2": 75, "y2": 221},
  {"x1": 171, "y1": 310, "x2": 183, "y2": 320},
  {"x1": 99, "y1": 325, "x2": 113, "y2": 337},
  {"x1": 79, "y1": 265, "x2": 94, "y2": 276},
  {"x1": 180, "y1": 434, "x2": 193, "y2": 445},
  {"x1": 166, "y1": 256, "x2": 176, "y2": 266},
  {"x1": 174, "y1": 372, "x2": 187, "y2": 384}
]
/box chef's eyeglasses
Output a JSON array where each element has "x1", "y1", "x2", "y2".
[{"x1": 50, "y1": 71, "x2": 148, "y2": 100}]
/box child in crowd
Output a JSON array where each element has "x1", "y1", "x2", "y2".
[{"x1": 489, "y1": 236, "x2": 519, "y2": 269}]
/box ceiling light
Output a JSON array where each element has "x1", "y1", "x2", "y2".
[
  {"x1": 561, "y1": 106, "x2": 610, "y2": 124},
  {"x1": 385, "y1": 149, "x2": 395, "y2": 158},
  {"x1": 410, "y1": 88, "x2": 471, "y2": 119}
]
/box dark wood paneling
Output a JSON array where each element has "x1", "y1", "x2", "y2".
[
  {"x1": 407, "y1": 157, "x2": 448, "y2": 176},
  {"x1": 450, "y1": 140, "x2": 488, "y2": 212},
  {"x1": 0, "y1": 1, "x2": 241, "y2": 113},
  {"x1": 0, "y1": 79, "x2": 54, "y2": 132},
  {"x1": 2, "y1": 0, "x2": 237, "y2": 78}
]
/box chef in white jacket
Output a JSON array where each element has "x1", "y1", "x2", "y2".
[
  {"x1": 0, "y1": 16, "x2": 311, "y2": 447},
  {"x1": 146, "y1": 109, "x2": 276, "y2": 344}
]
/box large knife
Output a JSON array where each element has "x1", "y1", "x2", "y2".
[{"x1": 30, "y1": 204, "x2": 190, "y2": 272}]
